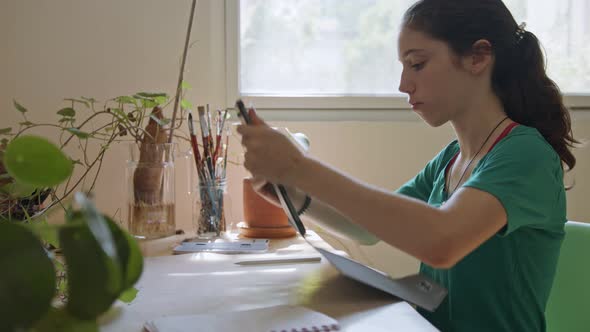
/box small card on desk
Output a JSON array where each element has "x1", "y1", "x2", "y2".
[{"x1": 173, "y1": 239, "x2": 269, "y2": 254}]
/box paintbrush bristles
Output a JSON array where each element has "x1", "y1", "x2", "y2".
[
  {"x1": 188, "y1": 105, "x2": 231, "y2": 184},
  {"x1": 188, "y1": 112, "x2": 195, "y2": 134},
  {"x1": 197, "y1": 107, "x2": 209, "y2": 136}
]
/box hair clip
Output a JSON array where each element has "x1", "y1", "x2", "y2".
[{"x1": 515, "y1": 22, "x2": 527, "y2": 43}]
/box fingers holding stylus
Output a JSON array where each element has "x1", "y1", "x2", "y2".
[
  {"x1": 237, "y1": 114, "x2": 306, "y2": 187},
  {"x1": 248, "y1": 107, "x2": 266, "y2": 125}
]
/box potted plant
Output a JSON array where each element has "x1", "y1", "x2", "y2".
[
  {"x1": 0, "y1": 1, "x2": 202, "y2": 329},
  {"x1": 0, "y1": 94, "x2": 186, "y2": 221},
  {"x1": 0, "y1": 134, "x2": 143, "y2": 331}
]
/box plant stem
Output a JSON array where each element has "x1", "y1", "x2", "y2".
[
  {"x1": 60, "y1": 110, "x2": 112, "y2": 148},
  {"x1": 43, "y1": 129, "x2": 119, "y2": 214},
  {"x1": 169, "y1": 0, "x2": 198, "y2": 144},
  {"x1": 88, "y1": 151, "x2": 105, "y2": 193},
  {"x1": 14, "y1": 124, "x2": 65, "y2": 139}
]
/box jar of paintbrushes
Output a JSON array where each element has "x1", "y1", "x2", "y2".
[{"x1": 188, "y1": 105, "x2": 231, "y2": 239}]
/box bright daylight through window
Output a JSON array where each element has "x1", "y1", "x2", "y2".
[{"x1": 239, "y1": 0, "x2": 590, "y2": 98}]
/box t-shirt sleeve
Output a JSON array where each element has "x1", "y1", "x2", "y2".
[
  {"x1": 396, "y1": 145, "x2": 452, "y2": 202},
  {"x1": 463, "y1": 135, "x2": 565, "y2": 236}
]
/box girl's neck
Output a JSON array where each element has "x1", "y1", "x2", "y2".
[{"x1": 451, "y1": 92, "x2": 508, "y2": 159}]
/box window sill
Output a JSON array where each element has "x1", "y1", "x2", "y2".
[{"x1": 250, "y1": 108, "x2": 590, "y2": 122}]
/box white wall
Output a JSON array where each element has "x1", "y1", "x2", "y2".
[{"x1": 2, "y1": 0, "x2": 589, "y2": 277}]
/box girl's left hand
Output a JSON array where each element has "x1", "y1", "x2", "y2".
[{"x1": 237, "y1": 109, "x2": 307, "y2": 186}]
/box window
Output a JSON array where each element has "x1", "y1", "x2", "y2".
[{"x1": 228, "y1": 0, "x2": 590, "y2": 109}]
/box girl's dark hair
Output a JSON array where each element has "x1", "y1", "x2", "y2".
[{"x1": 403, "y1": 0, "x2": 578, "y2": 171}]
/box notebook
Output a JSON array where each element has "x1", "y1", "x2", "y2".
[{"x1": 143, "y1": 304, "x2": 339, "y2": 332}]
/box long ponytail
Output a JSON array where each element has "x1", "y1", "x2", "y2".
[{"x1": 494, "y1": 30, "x2": 577, "y2": 170}]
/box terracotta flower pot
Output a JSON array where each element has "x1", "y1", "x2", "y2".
[{"x1": 240, "y1": 178, "x2": 296, "y2": 238}]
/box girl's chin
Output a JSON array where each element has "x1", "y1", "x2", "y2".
[{"x1": 415, "y1": 111, "x2": 447, "y2": 128}]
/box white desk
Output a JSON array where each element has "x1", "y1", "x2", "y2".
[{"x1": 100, "y1": 231, "x2": 438, "y2": 331}]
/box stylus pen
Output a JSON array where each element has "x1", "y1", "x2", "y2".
[
  {"x1": 235, "y1": 256, "x2": 321, "y2": 266},
  {"x1": 235, "y1": 99, "x2": 307, "y2": 236}
]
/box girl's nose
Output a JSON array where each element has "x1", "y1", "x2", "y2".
[{"x1": 398, "y1": 70, "x2": 415, "y2": 95}]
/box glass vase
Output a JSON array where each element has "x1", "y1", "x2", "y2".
[{"x1": 126, "y1": 142, "x2": 176, "y2": 239}]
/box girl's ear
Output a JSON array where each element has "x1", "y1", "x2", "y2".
[{"x1": 467, "y1": 39, "x2": 493, "y2": 75}]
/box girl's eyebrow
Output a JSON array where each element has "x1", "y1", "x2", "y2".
[
  {"x1": 403, "y1": 49, "x2": 425, "y2": 57},
  {"x1": 399, "y1": 48, "x2": 428, "y2": 61}
]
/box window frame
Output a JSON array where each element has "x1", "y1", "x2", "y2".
[{"x1": 225, "y1": 0, "x2": 590, "y2": 115}]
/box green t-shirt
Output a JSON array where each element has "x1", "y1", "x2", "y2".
[{"x1": 396, "y1": 125, "x2": 566, "y2": 332}]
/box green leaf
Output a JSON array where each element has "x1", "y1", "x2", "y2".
[
  {"x1": 3, "y1": 135, "x2": 73, "y2": 188},
  {"x1": 64, "y1": 98, "x2": 89, "y2": 108},
  {"x1": 65, "y1": 128, "x2": 90, "y2": 139},
  {"x1": 57, "y1": 107, "x2": 76, "y2": 117},
  {"x1": 140, "y1": 99, "x2": 158, "y2": 109},
  {"x1": 150, "y1": 114, "x2": 171, "y2": 127},
  {"x1": 109, "y1": 108, "x2": 128, "y2": 121},
  {"x1": 0, "y1": 127, "x2": 12, "y2": 135},
  {"x1": 80, "y1": 96, "x2": 96, "y2": 103},
  {"x1": 118, "y1": 287, "x2": 139, "y2": 304},
  {"x1": 81, "y1": 204, "x2": 142, "y2": 290},
  {"x1": 181, "y1": 81, "x2": 192, "y2": 90},
  {"x1": 154, "y1": 96, "x2": 168, "y2": 105},
  {"x1": 74, "y1": 193, "x2": 119, "y2": 263},
  {"x1": 181, "y1": 99, "x2": 193, "y2": 110},
  {"x1": 136, "y1": 92, "x2": 168, "y2": 98},
  {"x1": 13, "y1": 100, "x2": 27, "y2": 113},
  {"x1": 117, "y1": 218, "x2": 143, "y2": 288},
  {"x1": 26, "y1": 219, "x2": 60, "y2": 249},
  {"x1": 114, "y1": 96, "x2": 137, "y2": 105},
  {"x1": 32, "y1": 307, "x2": 98, "y2": 332},
  {"x1": 0, "y1": 222, "x2": 55, "y2": 331},
  {"x1": 0, "y1": 180, "x2": 37, "y2": 198},
  {"x1": 60, "y1": 217, "x2": 122, "y2": 320},
  {"x1": 20, "y1": 121, "x2": 33, "y2": 126},
  {"x1": 60, "y1": 204, "x2": 143, "y2": 320}
]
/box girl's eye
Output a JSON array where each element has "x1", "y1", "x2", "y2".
[{"x1": 412, "y1": 62, "x2": 426, "y2": 70}]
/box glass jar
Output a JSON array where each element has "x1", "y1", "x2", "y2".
[
  {"x1": 194, "y1": 178, "x2": 227, "y2": 239},
  {"x1": 126, "y1": 142, "x2": 176, "y2": 239}
]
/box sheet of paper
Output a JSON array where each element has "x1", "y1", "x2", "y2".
[{"x1": 144, "y1": 304, "x2": 339, "y2": 332}]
